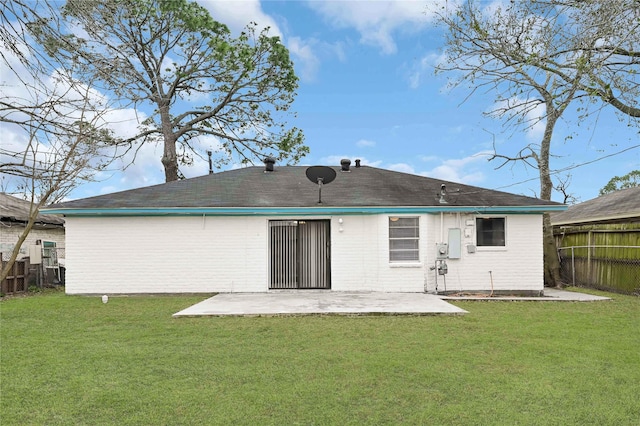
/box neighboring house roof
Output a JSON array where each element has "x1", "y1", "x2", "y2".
[
  {"x1": 0, "y1": 193, "x2": 65, "y2": 226},
  {"x1": 44, "y1": 164, "x2": 565, "y2": 215},
  {"x1": 551, "y1": 186, "x2": 640, "y2": 226}
]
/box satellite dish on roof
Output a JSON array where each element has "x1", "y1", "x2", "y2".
[
  {"x1": 305, "y1": 166, "x2": 337, "y2": 204},
  {"x1": 306, "y1": 166, "x2": 336, "y2": 185}
]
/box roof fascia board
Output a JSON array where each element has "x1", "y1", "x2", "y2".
[
  {"x1": 42, "y1": 205, "x2": 567, "y2": 216},
  {"x1": 0, "y1": 217, "x2": 64, "y2": 227}
]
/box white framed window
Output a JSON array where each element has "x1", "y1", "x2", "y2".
[
  {"x1": 389, "y1": 217, "x2": 419, "y2": 262},
  {"x1": 476, "y1": 217, "x2": 506, "y2": 247}
]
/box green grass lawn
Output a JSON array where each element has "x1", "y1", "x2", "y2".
[{"x1": 1, "y1": 289, "x2": 639, "y2": 425}]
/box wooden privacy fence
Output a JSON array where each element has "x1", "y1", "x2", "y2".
[
  {"x1": 557, "y1": 245, "x2": 640, "y2": 295},
  {"x1": 1, "y1": 258, "x2": 31, "y2": 295}
]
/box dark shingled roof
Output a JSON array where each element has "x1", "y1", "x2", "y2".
[
  {"x1": 0, "y1": 193, "x2": 65, "y2": 226},
  {"x1": 551, "y1": 186, "x2": 640, "y2": 225},
  {"x1": 46, "y1": 165, "x2": 562, "y2": 211}
]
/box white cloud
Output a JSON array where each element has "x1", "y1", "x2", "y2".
[
  {"x1": 388, "y1": 163, "x2": 416, "y2": 174},
  {"x1": 420, "y1": 151, "x2": 491, "y2": 184},
  {"x1": 287, "y1": 36, "x2": 321, "y2": 81},
  {"x1": 96, "y1": 141, "x2": 163, "y2": 190},
  {"x1": 98, "y1": 185, "x2": 119, "y2": 195},
  {"x1": 307, "y1": 0, "x2": 446, "y2": 54},
  {"x1": 0, "y1": 42, "x2": 152, "y2": 192},
  {"x1": 356, "y1": 139, "x2": 376, "y2": 148},
  {"x1": 320, "y1": 155, "x2": 382, "y2": 168},
  {"x1": 406, "y1": 51, "x2": 447, "y2": 89},
  {"x1": 289, "y1": 37, "x2": 347, "y2": 81},
  {"x1": 313, "y1": 152, "x2": 489, "y2": 185},
  {"x1": 198, "y1": 0, "x2": 282, "y2": 38},
  {"x1": 314, "y1": 152, "x2": 489, "y2": 185},
  {"x1": 525, "y1": 103, "x2": 547, "y2": 141}
]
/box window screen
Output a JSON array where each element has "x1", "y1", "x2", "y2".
[
  {"x1": 476, "y1": 217, "x2": 506, "y2": 246},
  {"x1": 389, "y1": 217, "x2": 419, "y2": 262}
]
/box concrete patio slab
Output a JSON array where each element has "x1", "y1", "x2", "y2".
[
  {"x1": 173, "y1": 291, "x2": 468, "y2": 317},
  {"x1": 438, "y1": 288, "x2": 611, "y2": 302}
]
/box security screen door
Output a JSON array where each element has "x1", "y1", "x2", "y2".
[{"x1": 268, "y1": 220, "x2": 331, "y2": 289}]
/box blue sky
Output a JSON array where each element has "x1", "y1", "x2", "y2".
[{"x1": 6, "y1": 0, "x2": 640, "y2": 203}]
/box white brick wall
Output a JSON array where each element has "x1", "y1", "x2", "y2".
[
  {"x1": 65, "y1": 216, "x2": 267, "y2": 294},
  {"x1": 64, "y1": 212, "x2": 543, "y2": 294},
  {"x1": 330, "y1": 215, "x2": 424, "y2": 292},
  {"x1": 423, "y1": 213, "x2": 543, "y2": 293}
]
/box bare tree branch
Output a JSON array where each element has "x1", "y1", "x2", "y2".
[
  {"x1": 432, "y1": 0, "x2": 640, "y2": 287},
  {"x1": 0, "y1": 2, "x2": 127, "y2": 281}
]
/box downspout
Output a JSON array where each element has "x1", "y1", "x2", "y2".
[{"x1": 431, "y1": 261, "x2": 439, "y2": 293}]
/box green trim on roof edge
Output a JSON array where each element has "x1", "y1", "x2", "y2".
[{"x1": 42, "y1": 205, "x2": 567, "y2": 216}]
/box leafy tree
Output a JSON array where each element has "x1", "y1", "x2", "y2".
[
  {"x1": 36, "y1": 0, "x2": 307, "y2": 182},
  {"x1": 599, "y1": 170, "x2": 640, "y2": 195},
  {"x1": 531, "y1": 0, "x2": 640, "y2": 118},
  {"x1": 433, "y1": 0, "x2": 639, "y2": 287},
  {"x1": 1, "y1": 1, "x2": 123, "y2": 282}
]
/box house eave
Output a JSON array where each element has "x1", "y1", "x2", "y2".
[
  {"x1": 552, "y1": 212, "x2": 640, "y2": 226},
  {"x1": 42, "y1": 205, "x2": 567, "y2": 217},
  {"x1": 1, "y1": 217, "x2": 65, "y2": 228}
]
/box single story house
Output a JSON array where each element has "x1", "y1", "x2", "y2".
[
  {"x1": 551, "y1": 186, "x2": 639, "y2": 294},
  {"x1": 551, "y1": 186, "x2": 640, "y2": 227},
  {"x1": 1, "y1": 193, "x2": 65, "y2": 262},
  {"x1": 43, "y1": 160, "x2": 565, "y2": 295},
  {"x1": 552, "y1": 185, "x2": 640, "y2": 254}
]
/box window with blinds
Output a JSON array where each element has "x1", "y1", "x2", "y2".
[{"x1": 389, "y1": 217, "x2": 419, "y2": 262}]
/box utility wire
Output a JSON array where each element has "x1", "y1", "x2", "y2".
[{"x1": 491, "y1": 143, "x2": 640, "y2": 191}]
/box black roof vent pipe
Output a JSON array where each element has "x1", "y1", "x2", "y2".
[
  {"x1": 340, "y1": 158, "x2": 351, "y2": 172},
  {"x1": 355, "y1": 159, "x2": 361, "y2": 168},
  {"x1": 263, "y1": 156, "x2": 275, "y2": 172}
]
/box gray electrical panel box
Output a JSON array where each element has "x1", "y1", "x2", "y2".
[
  {"x1": 436, "y1": 243, "x2": 448, "y2": 259},
  {"x1": 448, "y1": 228, "x2": 461, "y2": 259},
  {"x1": 29, "y1": 245, "x2": 42, "y2": 264}
]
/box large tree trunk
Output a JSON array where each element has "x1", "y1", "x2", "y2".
[
  {"x1": 539, "y1": 113, "x2": 563, "y2": 288},
  {"x1": 159, "y1": 102, "x2": 179, "y2": 182},
  {"x1": 543, "y1": 213, "x2": 563, "y2": 287},
  {"x1": 161, "y1": 141, "x2": 179, "y2": 182}
]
